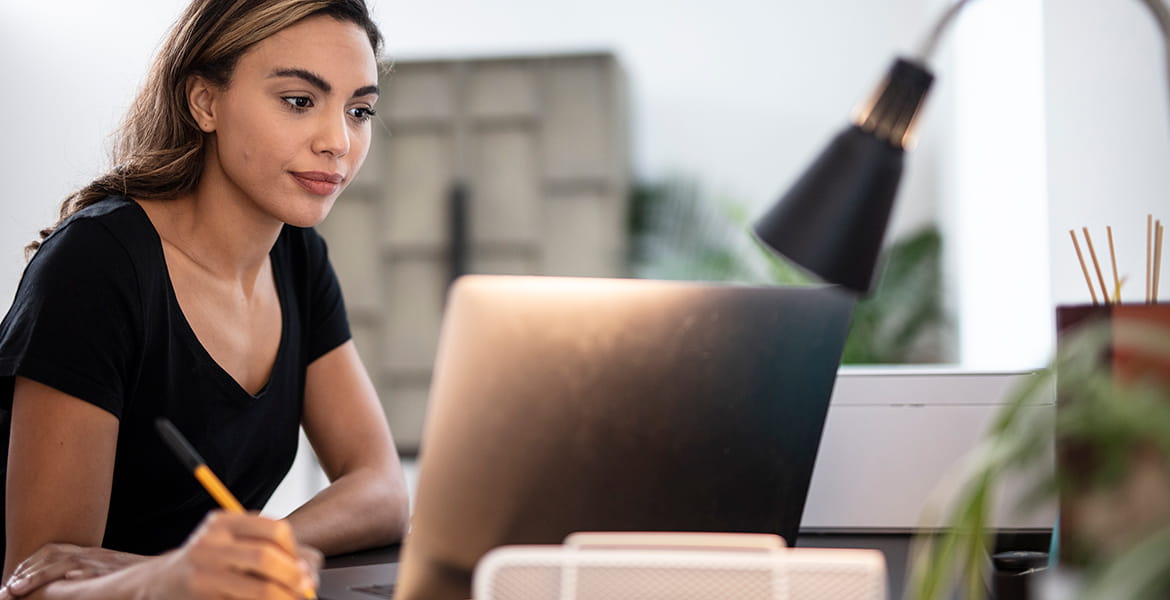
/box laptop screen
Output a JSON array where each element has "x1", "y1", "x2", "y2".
[{"x1": 394, "y1": 276, "x2": 855, "y2": 600}]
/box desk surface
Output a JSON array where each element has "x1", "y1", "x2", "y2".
[
  {"x1": 321, "y1": 531, "x2": 1048, "y2": 600},
  {"x1": 324, "y1": 544, "x2": 401, "y2": 569}
]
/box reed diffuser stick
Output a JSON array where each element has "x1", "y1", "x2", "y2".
[
  {"x1": 1082, "y1": 227, "x2": 1110, "y2": 304},
  {"x1": 1148, "y1": 214, "x2": 1154, "y2": 303},
  {"x1": 1070, "y1": 229, "x2": 1099, "y2": 306},
  {"x1": 1155, "y1": 221, "x2": 1163, "y2": 303},
  {"x1": 1107, "y1": 225, "x2": 1120, "y2": 302}
]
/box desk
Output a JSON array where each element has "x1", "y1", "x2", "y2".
[
  {"x1": 324, "y1": 544, "x2": 400, "y2": 569},
  {"x1": 321, "y1": 533, "x2": 1048, "y2": 599},
  {"x1": 320, "y1": 545, "x2": 401, "y2": 600},
  {"x1": 798, "y1": 529, "x2": 1051, "y2": 600}
]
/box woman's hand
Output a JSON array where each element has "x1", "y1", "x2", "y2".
[
  {"x1": 144, "y1": 511, "x2": 321, "y2": 600},
  {"x1": 0, "y1": 545, "x2": 146, "y2": 599},
  {"x1": 295, "y1": 544, "x2": 324, "y2": 588},
  {"x1": 0, "y1": 513, "x2": 322, "y2": 600}
]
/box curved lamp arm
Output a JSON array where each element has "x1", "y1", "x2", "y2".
[
  {"x1": 754, "y1": 0, "x2": 1170, "y2": 295},
  {"x1": 918, "y1": 0, "x2": 1170, "y2": 72},
  {"x1": 913, "y1": 0, "x2": 976, "y2": 63},
  {"x1": 1137, "y1": 0, "x2": 1170, "y2": 112}
]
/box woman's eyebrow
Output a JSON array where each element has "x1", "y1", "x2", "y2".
[
  {"x1": 353, "y1": 84, "x2": 380, "y2": 98},
  {"x1": 269, "y1": 67, "x2": 379, "y2": 98},
  {"x1": 269, "y1": 67, "x2": 332, "y2": 93}
]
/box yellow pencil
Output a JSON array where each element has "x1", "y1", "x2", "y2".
[{"x1": 156, "y1": 418, "x2": 316, "y2": 599}]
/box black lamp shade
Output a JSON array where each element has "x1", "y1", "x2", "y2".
[
  {"x1": 752, "y1": 125, "x2": 904, "y2": 294},
  {"x1": 753, "y1": 58, "x2": 932, "y2": 295}
]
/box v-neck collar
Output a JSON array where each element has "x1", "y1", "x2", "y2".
[{"x1": 124, "y1": 197, "x2": 290, "y2": 402}]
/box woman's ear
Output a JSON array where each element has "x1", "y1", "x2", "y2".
[{"x1": 186, "y1": 76, "x2": 219, "y2": 133}]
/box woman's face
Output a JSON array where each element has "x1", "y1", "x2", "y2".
[{"x1": 198, "y1": 15, "x2": 379, "y2": 228}]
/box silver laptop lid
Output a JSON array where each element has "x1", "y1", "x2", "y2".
[{"x1": 395, "y1": 276, "x2": 855, "y2": 600}]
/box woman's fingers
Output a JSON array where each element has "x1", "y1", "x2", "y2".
[
  {"x1": 201, "y1": 512, "x2": 299, "y2": 556},
  {"x1": 205, "y1": 563, "x2": 306, "y2": 600},
  {"x1": 295, "y1": 544, "x2": 324, "y2": 589},
  {"x1": 0, "y1": 514, "x2": 315, "y2": 600},
  {"x1": 296, "y1": 544, "x2": 323, "y2": 571},
  {"x1": 3, "y1": 542, "x2": 148, "y2": 597},
  {"x1": 3, "y1": 543, "x2": 89, "y2": 597},
  {"x1": 183, "y1": 511, "x2": 315, "y2": 598},
  {"x1": 208, "y1": 541, "x2": 304, "y2": 592}
]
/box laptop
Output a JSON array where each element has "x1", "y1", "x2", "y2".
[
  {"x1": 320, "y1": 275, "x2": 855, "y2": 600},
  {"x1": 319, "y1": 561, "x2": 399, "y2": 600}
]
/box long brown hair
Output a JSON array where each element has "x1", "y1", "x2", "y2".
[{"x1": 26, "y1": 0, "x2": 383, "y2": 259}]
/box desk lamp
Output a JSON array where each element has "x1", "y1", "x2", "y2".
[{"x1": 753, "y1": 0, "x2": 1170, "y2": 295}]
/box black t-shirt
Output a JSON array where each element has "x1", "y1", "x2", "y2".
[{"x1": 0, "y1": 195, "x2": 351, "y2": 563}]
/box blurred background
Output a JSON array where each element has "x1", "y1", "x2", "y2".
[{"x1": 2, "y1": 0, "x2": 1168, "y2": 514}]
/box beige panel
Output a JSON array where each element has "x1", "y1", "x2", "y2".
[
  {"x1": 349, "y1": 320, "x2": 383, "y2": 381},
  {"x1": 541, "y1": 190, "x2": 625, "y2": 277},
  {"x1": 470, "y1": 127, "x2": 541, "y2": 243},
  {"x1": 384, "y1": 133, "x2": 452, "y2": 247},
  {"x1": 542, "y1": 59, "x2": 613, "y2": 180},
  {"x1": 335, "y1": 53, "x2": 629, "y2": 455},
  {"x1": 383, "y1": 257, "x2": 446, "y2": 372},
  {"x1": 351, "y1": 118, "x2": 391, "y2": 191},
  {"x1": 466, "y1": 62, "x2": 538, "y2": 118},
  {"x1": 318, "y1": 196, "x2": 381, "y2": 313},
  {"x1": 384, "y1": 64, "x2": 454, "y2": 121},
  {"x1": 470, "y1": 250, "x2": 538, "y2": 276},
  {"x1": 382, "y1": 380, "x2": 431, "y2": 452}
]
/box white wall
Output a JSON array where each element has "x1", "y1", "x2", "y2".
[
  {"x1": 895, "y1": 0, "x2": 1170, "y2": 366},
  {"x1": 0, "y1": 2, "x2": 186, "y2": 313},
  {"x1": 1044, "y1": 0, "x2": 1170, "y2": 307},
  {"x1": 377, "y1": 0, "x2": 939, "y2": 228},
  {"x1": 937, "y1": 0, "x2": 1052, "y2": 369}
]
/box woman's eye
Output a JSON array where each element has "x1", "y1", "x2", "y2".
[
  {"x1": 282, "y1": 96, "x2": 312, "y2": 110},
  {"x1": 348, "y1": 106, "x2": 376, "y2": 122}
]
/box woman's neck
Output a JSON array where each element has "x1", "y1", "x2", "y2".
[{"x1": 138, "y1": 184, "x2": 283, "y2": 287}]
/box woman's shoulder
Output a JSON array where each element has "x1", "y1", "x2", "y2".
[
  {"x1": 32, "y1": 195, "x2": 158, "y2": 276},
  {"x1": 54, "y1": 195, "x2": 150, "y2": 239}
]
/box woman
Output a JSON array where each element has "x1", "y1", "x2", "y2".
[{"x1": 0, "y1": 0, "x2": 409, "y2": 597}]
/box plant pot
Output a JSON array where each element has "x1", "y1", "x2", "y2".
[{"x1": 1055, "y1": 303, "x2": 1170, "y2": 568}]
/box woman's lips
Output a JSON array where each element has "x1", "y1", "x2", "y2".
[{"x1": 291, "y1": 171, "x2": 344, "y2": 196}]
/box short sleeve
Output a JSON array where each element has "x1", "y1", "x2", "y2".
[
  {"x1": 302, "y1": 229, "x2": 351, "y2": 363},
  {"x1": 0, "y1": 218, "x2": 141, "y2": 418}
]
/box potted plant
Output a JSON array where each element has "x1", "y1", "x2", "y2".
[{"x1": 907, "y1": 306, "x2": 1170, "y2": 599}]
